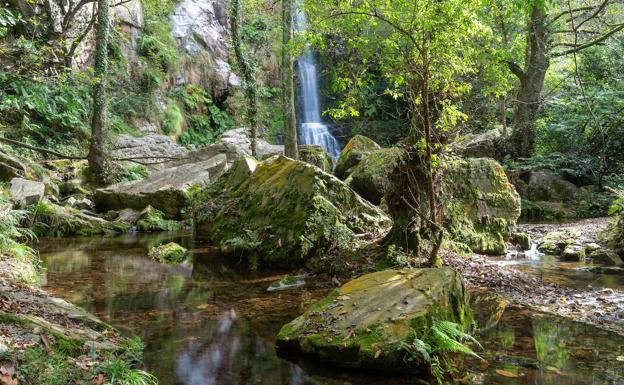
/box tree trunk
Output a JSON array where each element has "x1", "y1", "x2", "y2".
[
  {"x1": 282, "y1": 0, "x2": 298, "y2": 160},
  {"x1": 509, "y1": 5, "x2": 549, "y2": 158},
  {"x1": 230, "y1": 0, "x2": 258, "y2": 157},
  {"x1": 88, "y1": 0, "x2": 110, "y2": 184}
]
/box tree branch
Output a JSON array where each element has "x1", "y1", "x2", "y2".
[
  {"x1": 551, "y1": 23, "x2": 624, "y2": 56},
  {"x1": 0, "y1": 137, "x2": 86, "y2": 160}
]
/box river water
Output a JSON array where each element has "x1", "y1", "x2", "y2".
[{"x1": 37, "y1": 232, "x2": 624, "y2": 385}]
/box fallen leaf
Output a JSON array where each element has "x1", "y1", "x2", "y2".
[
  {"x1": 95, "y1": 373, "x2": 105, "y2": 385},
  {"x1": 374, "y1": 349, "x2": 382, "y2": 359},
  {"x1": 616, "y1": 356, "x2": 624, "y2": 362},
  {"x1": 336, "y1": 295, "x2": 351, "y2": 301},
  {"x1": 495, "y1": 369, "x2": 520, "y2": 378}
]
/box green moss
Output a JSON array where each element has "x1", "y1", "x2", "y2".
[
  {"x1": 136, "y1": 206, "x2": 181, "y2": 232},
  {"x1": 299, "y1": 145, "x2": 333, "y2": 172},
  {"x1": 345, "y1": 147, "x2": 402, "y2": 204},
  {"x1": 194, "y1": 156, "x2": 390, "y2": 270},
  {"x1": 148, "y1": 242, "x2": 188, "y2": 264},
  {"x1": 334, "y1": 135, "x2": 381, "y2": 179}
]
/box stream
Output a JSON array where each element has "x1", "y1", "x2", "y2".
[{"x1": 36, "y1": 232, "x2": 624, "y2": 385}]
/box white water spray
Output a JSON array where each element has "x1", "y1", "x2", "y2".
[{"x1": 294, "y1": 7, "x2": 341, "y2": 158}]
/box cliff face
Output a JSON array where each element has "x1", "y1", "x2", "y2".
[{"x1": 170, "y1": 0, "x2": 241, "y2": 101}]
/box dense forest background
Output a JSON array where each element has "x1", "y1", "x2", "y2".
[{"x1": 0, "y1": 0, "x2": 623, "y2": 221}]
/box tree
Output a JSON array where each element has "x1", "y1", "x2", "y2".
[
  {"x1": 497, "y1": 0, "x2": 624, "y2": 158},
  {"x1": 282, "y1": 0, "x2": 298, "y2": 160},
  {"x1": 230, "y1": 0, "x2": 259, "y2": 157},
  {"x1": 88, "y1": 0, "x2": 112, "y2": 184},
  {"x1": 304, "y1": 0, "x2": 506, "y2": 265}
]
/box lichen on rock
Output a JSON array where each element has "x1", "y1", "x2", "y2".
[{"x1": 276, "y1": 268, "x2": 472, "y2": 373}]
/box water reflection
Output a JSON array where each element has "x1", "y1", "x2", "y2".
[{"x1": 37, "y1": 233, "x2": 624, "y2": 385}]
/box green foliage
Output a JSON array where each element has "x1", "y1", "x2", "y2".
[
  {"x1": 100, "y1": 357, "x2": 158, "y2": 385},
  {"x1": 399, "y1": 320, "x2": 482, "y2": 382},
  {"x1": 28, "y1": 200, "x2": 76, "y2": 237},
  {"x1": 0, "y1": 8, "x2": 19, "y2": 38},
  {"x1": 136, "y1": 206, "x2": 181, "y2": 232},
  {"x1": 385, "y1": 244, "x2": 413, "y2": 267},
  {"x1": 16, "y1": 336, "x2": 156, "y2": 385},
  {"x1": 171, "y1": 85, "x2": 235, "y2": 146},
  {"x1": 606, "y1": 191, "x2": 624, "y2": 255},
  {"x1": 536, "y1": 43, "x2": 624, "y2": 186},
  {"x1": 117, "y1": 164, "x2": 150, "y2": 183},
  {"x1": 0, "y1": 71, "x2": 91, "y2": 146},
  {"x1": 0, "y1": 194, "x2": 39, "y2": 283},
  {"x1": 17, "y1": 347, "x2": 87, "y2": 385}
]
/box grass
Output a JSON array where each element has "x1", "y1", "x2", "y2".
[
  {"x1": 14, "y1": 336, "x2": 157, "y2": 385},
  {"x1": 0, "y1": 194, "x2": 40, "y2": 284}
]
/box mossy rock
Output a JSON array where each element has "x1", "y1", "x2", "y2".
[
  {"x1": 334, "y1": 135, "x2": 381, "y2": 180},
  {"x1": 136, "y1": 206, "x2": 181, "y2": 232},
  {"x1": 344, "y1": 147, "x2": 403, "y2": 205},
  {"x1": 537, "y1": 230, "x2": 579, "y2": 256},
  {"x1": 590, "y1": 250, "x2": 623, "y2": 266},
  {"x1": 562, "y1": 244, "x2": 586, "y2": 262},
  {"x1": 148, "y1": 242, "x2": 188, "y2": 264},
  {"x1": 511, "y1": 232, "x2": 532, "y2": 251},
  {"x1": 30, "y1": 200, "x2": 128, "y2": 237},
  {"x1": 442, "y1": 157, "x2": 521, "y2": 255},
  {"x1": 194, "y1": 155, "x2": 391, "y2": 269},
  {"x1": 299, "y1": 145, "x2": 333, "y2": 173},
  {"x1": 276, "y1": 268, "x2": 471, "y2": 373}
]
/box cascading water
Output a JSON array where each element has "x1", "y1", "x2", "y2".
[{"x1": 294, "y1": 8, "x2": 341, "y2": 158}]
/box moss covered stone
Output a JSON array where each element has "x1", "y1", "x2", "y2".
[
  {"x1": 276, "y1": 268, "x2": 471, "y2": 373},
  {"x1": 136, "y1": 206, "x2": 181, "y2": 232},
  {"x1": 194, "y1": 155, "x2": 391, "y2": 269},
  {"x1": 442, "y1": 157, "x2": 521, "y2": 255},
  {"x1": 344, "y1": 147, "x2": 402, "y2": 205},
  {"x1": 334, "y1": 135, "x2": 381, "y2": 180},
  {"x1": 537, "y1": 229, "x2": 579, "y2": 255},
  {"x1": 148, "y1": 242, "x2": 188, "y2": 264},
  {"x1": 299, "y1": 145, "x2": 333, "y2": 172}
]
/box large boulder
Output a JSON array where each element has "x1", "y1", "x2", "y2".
[
  {"x1": 94, "y1": 154, "x2": 228, "y2": 218},
  {"x1": 334, "y1": 139, "x2": 521, "y2": 254},
  {"x1": 334, "y1": 135, "x2": 381, "y2": 180},
  {"x1": 111, "y1": 134, "x2": 189, "y2": 171},
  {"x1": 298, "y1": 145, "x2": 333, "y2": 172},
  {"x1": 10, "y1": 178, "x2": 45, "y2": 207},
  {"x1": 276, "y1": 268, "x2": 471, "y2": 373},
  {"x1": 509, "y1": 169, "x2": 609, "y2": 220},
  {"x1": 344, "y1": 147, "x2": 402, "y2": 205},
  {"x1": 443, "y1": 157, "x2": 521, "y2": 254},
  {"x1": 453, "y1": 127, "x2": 503, "y2": 158},
  {"x1": 194, "y1": 155, "x2": 391, "y2": 268}
]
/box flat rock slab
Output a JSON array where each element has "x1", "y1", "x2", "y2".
[
  {"x1": 276, "y1": 268, "x2": 470, "y2": 373},
  {"x1": 94, "y1": 154, "x2": 228, "y2": 218}
]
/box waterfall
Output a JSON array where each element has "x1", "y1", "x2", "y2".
[{"x1": 294, "y1": 7, "x2": 341, "y2": 158}]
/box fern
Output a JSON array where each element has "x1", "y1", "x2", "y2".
[
  {"x1": 399, "y1": 319, "x2": 483, "y2": 382},
  {"x1": 429, "y1": 321, "x2": 483, "y2": 359}
]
